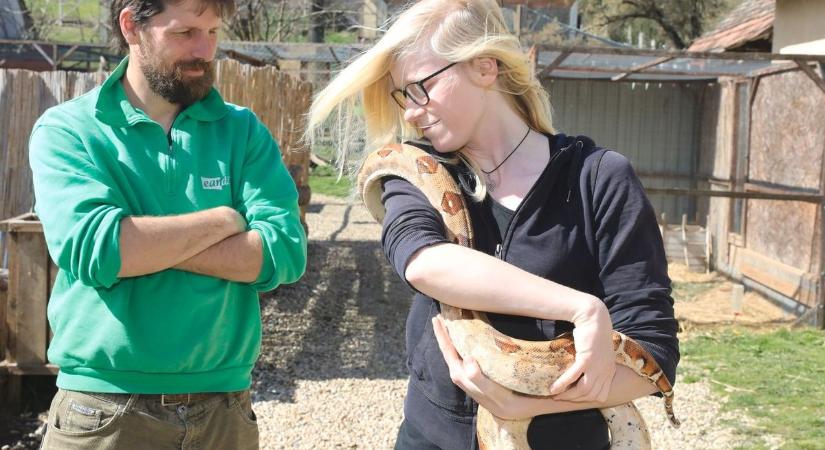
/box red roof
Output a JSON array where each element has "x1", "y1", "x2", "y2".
[{"x1": 689, "y1": 0, "x2": 775, "y2": 52}]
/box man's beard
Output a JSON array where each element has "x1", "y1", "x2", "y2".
[{"x1": 138, "y1": 38, "x2": 215, "y2": 107}]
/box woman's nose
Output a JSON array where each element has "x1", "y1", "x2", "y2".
[{"x1": 403, "y1": 101, "x2": 425, "y2": 123}]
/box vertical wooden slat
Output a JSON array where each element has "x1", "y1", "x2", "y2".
[
  {"x1": 9, "y1": 231, "x2": 49, "y2": 366},
  {"x1": 0, "y1": 268, "x2": 7, "y2": 362}
]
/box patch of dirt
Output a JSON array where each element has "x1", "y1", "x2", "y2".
[{"x1": 668, "y1": 264, "x2": 795, "y2": 333}]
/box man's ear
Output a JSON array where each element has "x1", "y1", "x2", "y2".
[
  {"x1": 469, "y1": 57, "x2": 499, "y2": 88},
  {"x1": 119, "y1": 8, "x2": 141, "y2": 46}
]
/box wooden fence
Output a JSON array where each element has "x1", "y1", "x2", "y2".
[{"x1": 0, "y1": 59, "x2": 313, "y2": 265}]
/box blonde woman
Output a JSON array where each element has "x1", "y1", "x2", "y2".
[{"x1": 307, "y1": 1, "x2": 678, "y2": 448}]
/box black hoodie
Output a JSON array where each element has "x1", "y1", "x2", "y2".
[{"x1": 380, "y1": 133, "x2": 679, "y2": 450}]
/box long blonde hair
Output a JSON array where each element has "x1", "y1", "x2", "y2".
[{"x1": 305, "y1": 0, "x2": 555, "y2": 198}]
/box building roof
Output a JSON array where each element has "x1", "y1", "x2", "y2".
[
  {"x1": 0, "y1": 0, "x2": 26, "y2": 39},
  {"x1": 689, "y1": 0, "x2": 775, "y2": 52}
]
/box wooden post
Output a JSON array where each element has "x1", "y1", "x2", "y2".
[
  {"x1": 0, "y1": 268, "x2": 7, "y2": 362},
  {"x1": 681, "y1": 214, "x2": 690, "y2": 270},
  {"x1": 818, "y1": 200, "x2": 825, "y2": 329},
  {"x1": 0, "y1": 214, "x2": 56, "y2": 413},
  {"x1": 705, "y1": 215, "x2": 712, "y2": 274}
]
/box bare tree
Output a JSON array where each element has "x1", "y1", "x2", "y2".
[
  {"x1": 225, "y1": 0, "x2": 359, "y2": 43},
  {"x1": 579, "y1": 0, "x2": 738, "y2": 49}
]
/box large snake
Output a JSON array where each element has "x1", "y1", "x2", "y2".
[{"x1": 357, "y1": 143, "x2": 680, "y2": 449}]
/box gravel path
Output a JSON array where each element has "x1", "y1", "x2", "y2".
[{"x1": 251, "y1": 194, "x2": 773, "y2": 450}]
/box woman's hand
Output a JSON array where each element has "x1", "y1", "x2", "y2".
[
  {"x1": 431, "y1": 315, "x2": 538, "y2": 420},
  {"x1": 548, "y1": 298, "x2": 616, "y2": 403}
]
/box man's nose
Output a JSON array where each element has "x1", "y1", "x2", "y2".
[{"x1": 192, "y1": 34, "x2": 217, "y2": 61}]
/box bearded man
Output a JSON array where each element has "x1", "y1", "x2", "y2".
[{"x1": 29, "y1": 1, "x2": 307, "y2": 448}]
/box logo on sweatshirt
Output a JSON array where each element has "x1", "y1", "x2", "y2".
[{"x1": 201, "y1": 176, "x2": 231, "y2": 190}]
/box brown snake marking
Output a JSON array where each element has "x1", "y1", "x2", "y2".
[{"x1": 358, "y1": 143, "x2": 680, "y2": 449}]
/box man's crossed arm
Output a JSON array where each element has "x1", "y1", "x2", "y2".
[{"x1": 117, "y1": 206, "x2": 262, "y2": 282}]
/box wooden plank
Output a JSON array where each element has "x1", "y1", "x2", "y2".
[
  {"x1": 612, "y1": 56, "x2": 675, "y2": 81},
  {"x1": 0, "y1": 219, "x2": 43, "y2": 233},
  {"x1": 8, "y1": 232, "x2": 49, "y2": 365},
  {"x1": 532, "y1": 44, "x2": 825, "y2": 64},
  {"x1": 0, "y1": 268, "x2": 7, "y2": 362},
  {"x1": 739, "y1": 248, "x2": 818, "y2": 307},
  {"x1": 644, "y1": 187, "x2": 822, "y2": 203},
  {"x1": 794, "y1": 60, "x2": 825, "y2": 96},
  {"x1": 0, "y1": 361, "x2": 59, "y2": 375},
  {"x1": 537, "y1": 50, "x2": 571, "y2": 79}
]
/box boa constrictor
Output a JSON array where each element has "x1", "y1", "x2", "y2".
[{"x1": 356, "y1": 143, "x2": 680, "y2": 450}]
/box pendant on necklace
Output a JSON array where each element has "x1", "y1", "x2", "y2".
[{"x1": 485, "y1": 173, "x2": 497, "y2": 192}]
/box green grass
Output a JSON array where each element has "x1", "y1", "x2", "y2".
[
  {"x1": 324, "y1": 31, "x2": 358, "y2": 44},
  {"x1": 309, "y1": 164, "x2": 354, "y2": 198},
  {"x1": 680, "y1": 328, "x2": 825, "y2": 449},
  {"x1": 27, "y1": 0, "x2": 104, "y2": 43}
]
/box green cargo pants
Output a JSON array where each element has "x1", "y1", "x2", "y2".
[{"x1": 40, "y1": 389, "x2": 259, "y2": 450}]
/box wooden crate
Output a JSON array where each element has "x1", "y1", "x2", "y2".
[
  {"x1": 0, "y1": 213, "x2": 59, "y2": 413},
  {"x1": 659, "y1": 213, "x2": 710, "y2": 272}
]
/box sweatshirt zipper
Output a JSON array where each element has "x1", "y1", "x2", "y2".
[
  {"x1": 165, "y1": 124, "x2": 179, "y2": 196},
  {"x1": 498, "y1": 143, "x2": 571, "y2": 261}
]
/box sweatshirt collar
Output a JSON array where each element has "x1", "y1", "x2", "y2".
[{"x1": 94, "y1": 56, "x2": 228, "y2": 127}]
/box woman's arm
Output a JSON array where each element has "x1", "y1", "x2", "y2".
[
  {"x1": 382, "y1": 177, "x2": 615, "y2": 400},
  {"x1": 407, "y1": 243, "x2": 602, "y2": 322}
]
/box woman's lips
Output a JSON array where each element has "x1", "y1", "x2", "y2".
[{"x1": 418, "y1": 120, "x2": 441, "y2": 130}]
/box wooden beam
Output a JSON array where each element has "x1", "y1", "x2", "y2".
[
  {"x1": 54, "y1": 45, "x2": 80, "y2": 67},
  {"x1": 221, "y1": 49, "x2": 266, "y2": 67},
  {"x1": 794, "y1": 60, "x2": 825, "y2": 96},
  {"x1": 612, "y1": 56, "x2": 674, "y2": 81},
  {"x1": 0, "y1": 268, "x2": 7, "y2": 363},
  {"x1": 749, "y1": 61, "x2": 798, "y2": 78},
  {"x1": 643, "y1": 187, "x2": 823, "y2": 203},
  {"x1": 536, "y1": 50, "x2": 571, "y2": 78},
  {"x1": 31, "y1": 43, "x2": 55, "y2": 68},
  {"x1": 545, "y1": 64, "x2": 733, "y2": 78},
  {"x1": 0, "y1": 213, "x2": 42, "y2": 233},
  {"x1": 0, "y1": 361, "x2": 60, "y2": 376},
  {"x1": 744, "y1": 181, "x2": 820, "y2": 197},
  {"x1": 533, "y1": 44, "x2": 825, "y2": 63}
]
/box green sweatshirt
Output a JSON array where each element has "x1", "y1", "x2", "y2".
[{"x1": 28, "y1": 57, "x2": 307, "y2": 394}]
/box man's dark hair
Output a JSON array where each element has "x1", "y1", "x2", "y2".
[{"x1": 110, "y1": 0, "x2": 236, "y2": 52}]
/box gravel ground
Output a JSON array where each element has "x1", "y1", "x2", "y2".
[
  {"x1": 253, "y1": 195, "x2": 409, "y2": 450},
  {"x1": 251, "y1": 194, "x2": 776, "y2": 450}
]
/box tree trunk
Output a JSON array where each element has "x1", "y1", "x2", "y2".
[{"x1": 309, "y1": 0, "x2": 325, "y2": 43}]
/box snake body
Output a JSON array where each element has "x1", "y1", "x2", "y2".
[{"x1": 357, "y1": 143, "x2": 680, "y2": 449}]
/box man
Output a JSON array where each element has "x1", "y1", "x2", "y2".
[{"x1": 29, "y1": 0, "x2": 307, "y2": 448}]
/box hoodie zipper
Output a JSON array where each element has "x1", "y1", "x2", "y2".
[
  {"x1": 497, "y1": 140, "x2": 575, "y2": 261},
  {"x1": 165, "y1": 121, "x2": 181, "y2": 196}
]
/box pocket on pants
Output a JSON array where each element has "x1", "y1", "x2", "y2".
[
  {"x1": 48, "y1": 390, "x2": 130, "y2": 436},
  {"x1": 231, "y1": 391, "x2": 258, "y2": 426}
]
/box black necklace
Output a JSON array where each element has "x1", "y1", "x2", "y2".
[{"x1": 480, "y1": 127, "x2": 531, "y2": 175}]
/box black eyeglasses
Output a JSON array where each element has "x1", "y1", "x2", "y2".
[{"x1": 390, "y1": 62, "x2": 457, "y2": 109}]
